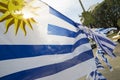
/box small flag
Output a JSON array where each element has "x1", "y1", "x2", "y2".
[
  {"x1": 97, "y1": 48, "x2": 113, "y2": 71},
  {"x1": 86, "y1": 70, "x2": 107, "y2": 80},
  {"x1": 95, "y1": 57, "x2": 104, "y2": 70}
]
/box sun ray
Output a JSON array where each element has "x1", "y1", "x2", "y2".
[
  {"x1": 0, "y1": 1, "x2": 8, "y2": 13},
  {"x1": 6, "y1": 18, "x2": 14, "y2": 28},
  {"x1": 24, "y1": 19, "x2": 33, "y2": 30},
  {"x1": 0, "y1": 4, "x2": 7, "y2": 13},
  {"x1": 29, "y1": 18, "x2": 36, "y2": 23},
  {"x1": 5, "y1": 18, "x2": 14, "y2": 33},
  {"x1": 0, "y1": 9, "x2": 7, "y2": 13},
  {"x1": 20, "y1": 20, "x2": 27, "y2": 36},
  {"x1": 0, "y1": 11, "x2": 11, "y2": 22},
  {"x1": 14, "y1": 18, "x2": 21, "y2": 35},
  {"x1": 0, "y1": 1, "x2": 8, "y2": 8}
]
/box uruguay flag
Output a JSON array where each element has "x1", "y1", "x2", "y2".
[{"x1": 0, "y1": 0, "x2": 96, "y2": 80}]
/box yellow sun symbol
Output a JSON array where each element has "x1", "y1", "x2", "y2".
[{"x1": 0, "y1": 0, "x2": 36, "y2": 35}]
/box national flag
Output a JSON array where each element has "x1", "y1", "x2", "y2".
[{"x1": 0, "y1": 0, "x2": 96, "y2": 80}]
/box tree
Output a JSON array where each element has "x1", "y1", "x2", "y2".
[
  {"x1": 81, "y1": 0, "x2": 120, "y2": 30},
  {"x1": 81, "y1": 11, "x2": 95, "y2": 27}
]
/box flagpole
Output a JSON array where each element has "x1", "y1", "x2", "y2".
[
  {"x1": 78, "y1": 0, "x2": 85, "y2": 12},
  {"x1": 78, "y1": 0, "x2": 93, "y2": 28}
]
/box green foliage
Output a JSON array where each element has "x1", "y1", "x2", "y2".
[
  {"x1": 105, "y1": 0, "x2": 120, "y2": 6},
  {"x1": 81, "y1": 11, "x2": 95, "y2": 26},
  {"x1": 117, "y1": 19, "x2": 120, "y2": 27},
  {"x1": 82, "y1": 0, "x2": 120, "y2": 30}
]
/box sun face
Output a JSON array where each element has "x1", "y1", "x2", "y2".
[{"x1": 0, "y1": 0, "x2": 36, "y2": 35}]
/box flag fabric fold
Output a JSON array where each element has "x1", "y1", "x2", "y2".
[
  {"x1": 87, "y1": 28, "x2": 116, "y2": 71},
  {"x1": 89, "y1": 29, "x2": 116, "y2": 58},
  {"x1": 86, "y1": 70, "x2": 107, "y2": 80},
  {"x1": 79, "y1": 25, "x2": 117, "y2": 79},
  {"x1": 97, "y1": 47, "x2": 113, "y2": 71},
  {"x1": 78, "y1": 25, "x2": 107, "y2": 80},
  {"x1": 95, "y1": 57, "x2": 104, "y2": 70}
]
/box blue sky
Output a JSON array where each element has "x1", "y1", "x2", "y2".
[{"x1": 43, "y1": 0, "x2": 103, "y2": 23}]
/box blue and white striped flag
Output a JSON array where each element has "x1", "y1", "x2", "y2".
[
  {"x1": 82, "y1": 26, "x2": 116, "y2": 72},
  {"x1": 80, "y1": 26, "x2": 117, "y2": 79},
  {"x1": 97, "y1": 47, "x2": 113, "y2": 71},
  {"x1": 84, "y1": 28, "x2": 116, "y2": 58},
  {"x1": 0, "y1": 0, "x2": 96, "y2": 80},
  {"x1": 95, "y1": 57, "x2": 104, "y2": 70},
  {"x1": 86, "y1": 70, "x2": 107, "y2": 80}
]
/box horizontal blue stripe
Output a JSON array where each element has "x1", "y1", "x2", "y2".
[
  {"x1": 49, "y1": 6, "x2": 78, "y2": 28},
  {"x1": 73, "y1": 38, "x2": 89, "y2": 50},
  {"x1": 0, "y1": 37, "x2": 89, "y2": 61},
  {"x1": 48, "y1": 24, "x2": 84, "y2": 38},
  {"x1": 0, "y1": 50, "x2": 93, "y2": 80},
  {"x1": 0, "y1": 45, "x2": 72, "y2": 60},
  {"x1": 48, "y1": 24, "x2": 77, "y2": 37}
]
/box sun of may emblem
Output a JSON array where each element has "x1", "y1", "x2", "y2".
[{"x1": 0, "y1": 0, "x2": 37, "y2": 35}]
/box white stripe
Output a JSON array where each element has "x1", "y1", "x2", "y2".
[
  {"x1": 0, "y1": 43, "x2": 91, "y2": 77},
  {"x1": 0, "y1": 29, "x2": 87, "y2": 45},
  {"x1": 0, "y1": 25, "x2": 75, "y2": 45},
  {"x1": 35, "y1": 58, "x2": 96, "y2": 80},
  {"x1": 75, "y1": 33, "x2": 87, "y2": 42}
]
